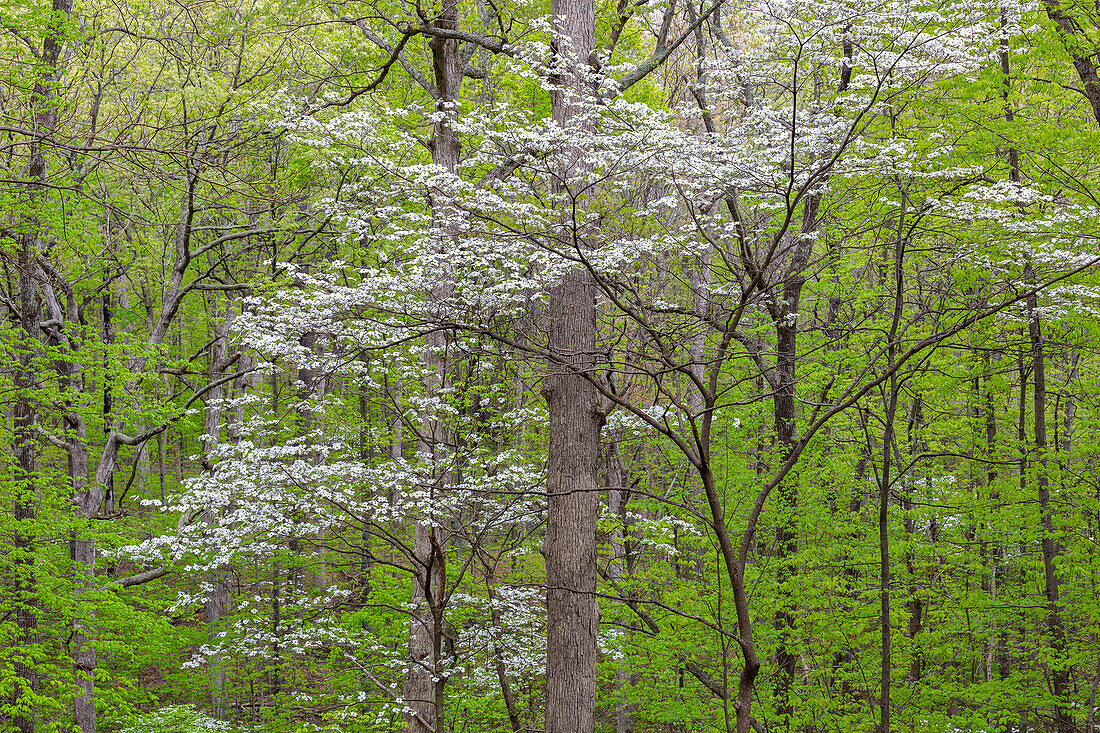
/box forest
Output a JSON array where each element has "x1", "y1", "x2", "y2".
[{"x1": 2, "y1": 0, "x2": 1100, "y2": 729}]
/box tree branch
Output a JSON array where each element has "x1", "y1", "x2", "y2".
[{"x1": 618, "y1": 0, "x2": 725, "y2": 92}]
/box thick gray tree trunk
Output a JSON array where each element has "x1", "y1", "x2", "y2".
[
  {"x1": 543, "y1": 0, "x2": 601, "y2": 726},
  {"x1": 543, "y1": 272, "x2": 600, "y2": 733}
]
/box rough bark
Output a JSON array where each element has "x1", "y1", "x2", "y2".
[
  {"x1": 543, "y1": 272, "x2": 601, "y2": 733},
  {"x1": 9, "y1": 0, "x2": 73, "y2": 725},
  {"x1": 543, "y1": 0, "x2": 601, "y2": 725}
]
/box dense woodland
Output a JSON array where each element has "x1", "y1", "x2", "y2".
[{"x1": 3, "y1": 0, "x2": 1100, "y2": 730}]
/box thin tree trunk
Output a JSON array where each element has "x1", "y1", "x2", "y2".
[
  {"x1": 103, "y1": 275, "x2": 116, "y2": 518},
  {"x1": 1027, "y1": 267, "x2": 1072, "y2": 733},
  {"x1": 980, "y1": 351, "x2": 1008, "y2": 703},
  {"x1": 359, "y1": 382, "x2": 374, "y2": 597},
  {"x1": 1086, "y1": 652, "x2": 1099, "y2": 733},
  {"x1": 770, "y1": 196, "x2": 820, "y2": 730},
  {"x1": 12, "y1": 239, "x2": 41, "y2": 733},
  {"x1": 877, "y1": 188, "x2": 908, "y2": 733},
  {"x1": 904, "y1": 393, "x2": 924, "y2": 682},
  {"x1": 404, "y1": 7, "x2": 463, "y2": 730},
  {"x1": 270, "y1": 559, "x2": 282, "y2": 702},
  {"x1": 203, "y1": 303, "x2": 232, "y2": 720}
]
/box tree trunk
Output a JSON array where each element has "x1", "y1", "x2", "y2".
[
  {"x1": 203, "y1": 304, "x2": 232, "y2": 720},
  {"x1": 904, "y1": 393, "x2": 924, "y2": 683},
  {"x1": 544, "y1": 272, "x2": 600, "y2": 733},
  {"x1": 770, "y1": 195, "x2": 819, "y2": 730},
  {"x1": 9, "y1": 0, "x2": 73, "y2": 725},
  {"x1": 543, "y1": 2, "x2": 601, "y2": 729},
  {"x1": 877, "y1": 189, "x2": 908, "y2": 733},
  {"x1": 1040, "y1": 0, "x2": 1100, "y2": 125},
  {"x1": 11, "y1": 239, "x2": 41, "y2": 733},
  {"x1": 772, "y1": 309, "x2": 799, "y2": 730},
  {"x1": 404, "y1": 6, "x2": 463, "y2": 731},
  {"x1": 1028, "y1": 273, "x2": 1072, "y2": 733}
]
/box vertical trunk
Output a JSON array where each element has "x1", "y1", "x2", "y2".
[
  {"x1": 770, "y1": 196, "x2": 819, "y2": 730},
  {"x1": 390, "y1": 375, "x2": 404, "y2": 463},
  {"x1": 203, "y1": 304, "x2": 231, "y2": 720},
  {"x1": 544, "y1": 272, "x2": 600, "y2": 733},
  {"x1": 544, "y1": 9, "x2": 600, "y2": 726},
  {"x1": 102, "y1": 277, "x2": 115, "y2": 518},
  {"x1": 486, "y1": 580, "x2": 523, "y2": 733},
  {"x1": 157, "y1": 429, "x2": 167, "y2": 505},
  {"x1": 877, "y1": 384, "x2": 898, "y2": 733},
  {"x1": 11, "y1": 241, "x2": 41, "y2": 733},
  {"x1": 271, "y1": 331, "x2": 314, "y2": 699},
  {"x1": 204, "y1": 572, "x2": 230, "y2": 719},
  {"x1": 688, "y1": 246, "x2": 711, "y2": 507},
  {"x1": 877, "y1": 190, "x2": 908, "y2": 733},
  {"x1": 10, "y1": 0, "x2": 73, "y2": 726},
  {"x1": 270, "y1": 559, "x2": 282, "y2": 701},
  {"x1": 772, "y1": 310, "x2": 798, "y2": 729},
  {"x1": 1018, "y1": 353, "x2": 1028, "y2": 495},
  {"x1": 288, "y1": 329, "x2": 319, "y2": 596},
  {"x1": 359, "y1": 383, "x2": 374, "y2": 597},
  {"x1": 1028, "y1": 276, "x2": 1072, "y2": 733},
  {"x1": 979, "y1": 352, "x2": 1007, "y2": 698},
  {"x1": 405, "y1": 510, "x2": 446, "y2": 733},
  {"x1": 44, "y1": 276, "x2": 97, "y2": 733},
  {"x1": 403, "y1": 7, "x2": 463, "y2": 731},
  {"x1": 1086, "y1": 653, "x2": 1099, "y2": 733},
  {"x1": 69, "y1": 538, "x2": 95, "y2": 733},
  {"x1": 904, "y1": 393, "x2": 924, "y2": 682}
]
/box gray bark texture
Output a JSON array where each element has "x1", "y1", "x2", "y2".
[
  {"x1": 543, "y1": 0, "x2": 601, "y2": 727},
  {"x1": 543, "y1": 273, "x2": 600, "y2": 733}
]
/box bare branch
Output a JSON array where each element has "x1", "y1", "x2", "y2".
[{"x1": 618, "y1": 0, "x2": 725, "y2": 92}]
